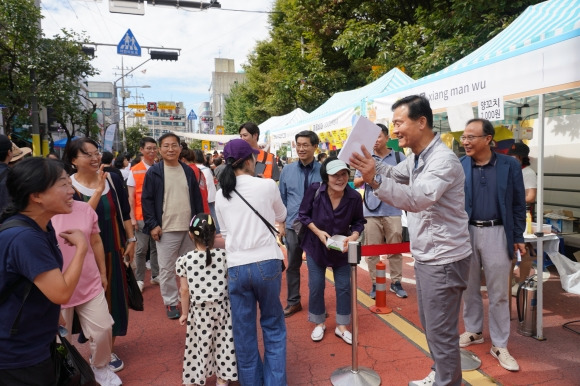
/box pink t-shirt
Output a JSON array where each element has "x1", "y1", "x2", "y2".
[{"x1": 51, "y1": 200, "x2": 103, "y2": 308}]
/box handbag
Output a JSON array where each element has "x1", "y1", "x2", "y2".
[
  {"x1": 291, "y1": 183, "x2": 322, "y2": 243},
  {"x1": 53, "y1": 333, "x2": 97, "y2": 386},
  {"x1": 125, "y1": 263, "x2": 144, "y2": 311}
]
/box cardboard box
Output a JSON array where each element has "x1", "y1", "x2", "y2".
[
  {"x1": 544, "y1": 210, "x2": 577, "y2": 234},
  {"x1": 544, "y1": 217, "x2": 574, "y2": 233}
]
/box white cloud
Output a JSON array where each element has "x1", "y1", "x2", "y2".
[{"x1": 41, "y1": 0, "x2": 274, "y2": 111}]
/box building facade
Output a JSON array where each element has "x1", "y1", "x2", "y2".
[{"x1": 210, "y1": 58, "x2": 246, "y2": 128}]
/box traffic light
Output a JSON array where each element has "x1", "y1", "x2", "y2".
[
  {"x1": 81, "y1": 46, "x2": 95, "y2": 58},
  {"x1": 150, "y1": 50, "x2": 179, "y2": 61}
]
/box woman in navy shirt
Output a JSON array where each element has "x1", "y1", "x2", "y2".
[
  {"x1": 0, "y1": 158, "x2": 88, "y2": 385},
  {"x1": 298, "y1": 157, "x2": 365, "y2": 344}
]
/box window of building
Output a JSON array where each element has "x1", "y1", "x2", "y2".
[{"x1": 88, "y1": 92, "x2": 113, "y2": 98}]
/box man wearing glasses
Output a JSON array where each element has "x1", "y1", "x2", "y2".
[
  {"x1": 127, "y1": 137, "x2": 160, "y2": 292},
  {"x1": 459, "y1": 118, "x2": 526, "y2": 372},
  {"x1": 350, "y1": 95, "x2": 471, "y2": 386},
  {"x1": 142, "y1": 133, "x2": 204, "y2": 319},
  {"x1": 278, "y1": 130, "x2": 322, "y2": 318}
]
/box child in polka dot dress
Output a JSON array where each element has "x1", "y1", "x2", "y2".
[{"x1": 176, "y1": 214, "x2": 237, "y2": 386}]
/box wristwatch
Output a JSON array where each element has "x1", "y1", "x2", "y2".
[
  {"x1": 126, "y1": 237, "x2": 137, "y2": 243},
  {"x1": 369, "y1": 175, "x2": 381, "y2": 190}
]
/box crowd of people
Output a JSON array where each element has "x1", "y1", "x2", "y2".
[{"x1": 0, "y1": 94, "x2": 530, "y2": 385}]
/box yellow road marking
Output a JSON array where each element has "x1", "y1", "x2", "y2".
[{"x1": 324, "y1": 269, "x2": 496, "y2": 385}]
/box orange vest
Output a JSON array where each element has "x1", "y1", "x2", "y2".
[
  {"x1": 258, "y1": 149, "x2": 275, "y2": 179},
  {"x1": 131, "y1": 161, "x2": 149, "y2": 221}
]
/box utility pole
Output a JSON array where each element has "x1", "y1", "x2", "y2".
[
  {"x1": 31, "y1": 0, "x2": 42, "y2": 156},
  {"x1": 113, "y1": 58, "x2": 151, "y2": 151}
]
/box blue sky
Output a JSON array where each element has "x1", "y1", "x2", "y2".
[{"x1": 41, "y1": 0, "x2": 274, "y2": 115}]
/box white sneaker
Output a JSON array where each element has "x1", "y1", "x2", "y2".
[
  {"x1": 146, "y1": 261, "x2": 151, "y2": 270},
  {"x1": 137, "y1": 280, "x2": 144, "y2": 292},
  {"x1": 459, "y1": 331, "x2": 483, "y2": 347},
  {"x1": 150, "y1": 276, "x2": 160, "y2": 285},
  {"x1": 490, "y1": 346, "x2": 520, "y2": 371},
  {"x1": 92, "y1": 365, "x2": 122, "y2": 386},
  {"x1": 408, "y1": 370, "x2": 435, "y2": 386}
]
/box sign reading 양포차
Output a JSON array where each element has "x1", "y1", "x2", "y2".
[{"x1": 478, "y1": 96, "x2": 504, "y2": 121}]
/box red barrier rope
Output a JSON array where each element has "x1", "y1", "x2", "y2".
[{"x1": 361, "y1": 242, "x2": 411, "y2": 256}]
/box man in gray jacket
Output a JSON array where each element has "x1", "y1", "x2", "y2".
[{"x1": 350, "y1": 95, "x2": 472, "y2": 386}]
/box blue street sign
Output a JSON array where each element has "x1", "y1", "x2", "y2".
[
  {"x1": 117, "y1": 29, "x2": 141, "y2": 57},
  {"x1": 188, "y1": 110, "x2": 197, "y2": 120}
]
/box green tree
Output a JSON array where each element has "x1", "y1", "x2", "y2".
[
  {"x1": 0, "y1": 0, "x2": 41, "y2": 134},
  {"x1": 225, "y1": 0, "x2": 541, "y2": 126},
  {"x1": 125, "y1": 123, "x2": 150, "y2": 156},
  {"x1": 0, "y1": 0, "x2": 98, "y2": 137}
]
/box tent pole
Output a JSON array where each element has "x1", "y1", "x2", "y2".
[{"x1": 535, "y1": 93, "x2": 545, "y2": 340}]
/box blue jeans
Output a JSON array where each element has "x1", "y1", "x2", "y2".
[
  {"x1": 307, "y1": 258, "x2": 351, "y2": 326},
  {"x1": 228, "y1": 259, "x2": 287, "y2": 386}
]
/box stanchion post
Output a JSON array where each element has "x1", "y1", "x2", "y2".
[{"x1": 330, "y1": 241, "x2": 381, "y2": 386}]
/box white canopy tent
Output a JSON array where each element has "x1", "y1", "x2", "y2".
[
  {"x1": 179, "y1": 132, "x2": 239, "y2": 142},
  {"x1": 269, "y1": 68, "x2": 414, "y2": 145},
  {"x1": 259, "y1": 108, "x2": 309, "y2": 135},
  {"x1": 369, "y1": 0, "x2": 580, "y2": 339}
]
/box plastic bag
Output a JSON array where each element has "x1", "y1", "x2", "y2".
[
  {"x1": 125, "y1": 263, "x2": 144, "y2": 311},
  {"x1": 548, "y1": 252, "x2": 580, "y2": 295},
  {"x1": 53, "y1": 334, "x2": 97, "y2": 386}
]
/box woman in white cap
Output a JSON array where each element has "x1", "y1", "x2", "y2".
[{"x1": 297, "y1": 156, "x2": 365, "y2": 344}]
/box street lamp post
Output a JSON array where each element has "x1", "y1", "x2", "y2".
[{"x1": 113, "y1": 57, "x2": 150, "y2": 151}]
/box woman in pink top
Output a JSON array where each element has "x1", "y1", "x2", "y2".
[{"x1": 52, "y1": 200, "x2": 122, "y2": 386}]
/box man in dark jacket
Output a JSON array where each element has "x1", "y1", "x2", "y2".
[
  {"x1": 142, "y1": 133, "x2": 203, "y2": 319},
  {"x1": 459, "y1": 118, "x2": 526, "y2": 372}
]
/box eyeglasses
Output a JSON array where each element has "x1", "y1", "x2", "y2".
[
  {"x1": 143, "y1": 146, "x2": 158, "y2": 152},
  {"x1": 295, "y1": 143, "x2": 312, "y2": 149},
  {"x1": 460, "y1": 135, "x2": 488, "y2": 142},
  {"x1": 161, "y1": 144, "x2": 181, "y2": 150},
  {"x1": 78, "y1": 151, "x2": 101, "y2": 159}
]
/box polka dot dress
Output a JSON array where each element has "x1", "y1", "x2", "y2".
[{"x1": 176, "y1": 249, "x2": 238, "y2": 385}]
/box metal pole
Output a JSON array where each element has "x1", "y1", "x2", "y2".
[
  {"x1": 534, "y1": 93, "x2": 546, "y2": 341},
  {"x1": 121, "y1": 57, "x2": 127, "y2": 151},
  {"x1": 331, "y1": 242, "x2": 381, "y2": 386}
]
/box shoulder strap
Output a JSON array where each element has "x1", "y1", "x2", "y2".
[
  {"x1": 106, "y1": 174, "x2": 124, "y2": 219},
  {"x1": 0, "y1": 219, "x2": 32, "y2": 232},
  {"x1": 395, "y1": 151, "x2": 401, "y2": 164},
  {"x1": 363, "y1": 184, "x2": 381, "y2": 212},
  {"x1": 258, "y1": 150, "x2": 268, "y2": 164},
  {"x1": 233, "y1": 189, "x2": 279, "y2": 238}
]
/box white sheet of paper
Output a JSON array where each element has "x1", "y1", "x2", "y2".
[
  {"x1": 447, "y1": 103, "x2": 474, "y2": 132},
  {"x1": 337, "y1": 116, "x2": 381, "y2": 163}
]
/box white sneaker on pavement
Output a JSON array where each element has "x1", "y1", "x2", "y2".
[
  {"x1": 408, "y1": 370, "x2": 435, "y2": 386},
  {"x1": 92, "y1": 365, "x2": 122, "y2": 386},
  {"x1": 490, "y1": 346, "x2": 520, "y2": 371},
  {"x1": 459, "y1": 331, "x2": 484, "y2": 347}
]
